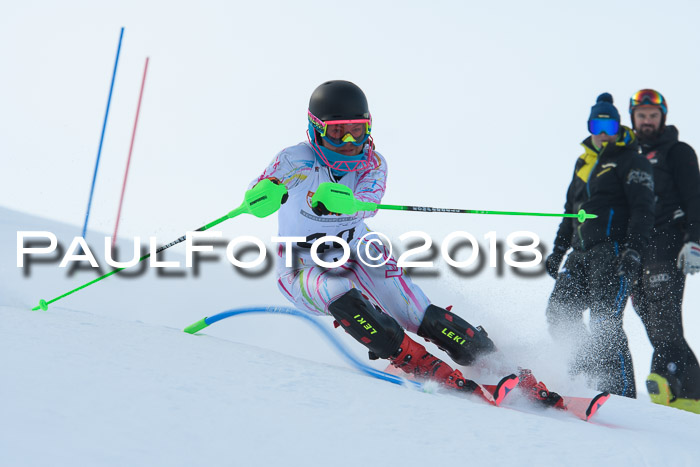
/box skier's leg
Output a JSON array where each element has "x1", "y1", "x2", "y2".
[
  {"x1": 545, "y1": 251, "x2": 589, "y2": 350},
  {"x1": 277, "y1": 265, "x2": 476, "y2": 390},
  {"x1": 586, "y1": 243, "x2": 636, "y2": 398},
  {"x1": 637, "y1": 259, "x2": 700, "y2": 399},
  {"x1": 417, "y1": 304, "x2": 496, "y2": 366},
  {"x1": 545, "y1": 251, "x2": 591, "y2": 378},
  {"x1": 347, "y1": 234, "x2": 496, "y2": 366},
  {"x1": 276, "y1": 264, "x2": 373, "y2": 316},
  {"x1": 339, "y1": 236, "x2": 431, "y2": 333},
  {"x1": 328, "y1": 289, "x2": 478, "y2": 391}
]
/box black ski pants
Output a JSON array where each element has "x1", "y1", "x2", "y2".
[
  {"x1": 546, "y1": 242, "x2": 636, "y2": 398},
  {"x1": 632, "y1": 226, "x2": 700, "y2": 399}
]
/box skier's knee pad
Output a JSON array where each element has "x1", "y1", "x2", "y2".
[
  {"x1": 328, "y1": 289, "x2": 405, "y2": 359},
  {"x1": 418, "y1": 305, "x2": 496, "y2": 366}
]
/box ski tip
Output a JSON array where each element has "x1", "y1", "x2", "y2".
[
  {"x1": 492, "y1": 374, "x2": 519, "y2": 406},
  {"x1": 585, "y1": 392, "x2": 611, "y2": 420}
]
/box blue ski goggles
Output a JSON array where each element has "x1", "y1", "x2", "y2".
[{"x1": 588, "y1": 118, "x2": 619, "y2": 135}]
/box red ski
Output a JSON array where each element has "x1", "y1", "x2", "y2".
[
  {"x1": 384, "y1": 363, "x2": 609, "y2": 420},
  {"x1": 383, "y1": 364, "x2": 518, "y2": 406},
  {"x1": 475, "y1": 374, "x2": 520, "y2": 406},
  {"x1": 482, "y1": 384, "x2": 610, "y2": 421},
  {"x1": 560, "y1": 392, "x2": 611, "y2": 421}
]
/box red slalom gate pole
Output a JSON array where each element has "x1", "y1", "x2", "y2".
[{"x1": 113, "y1": 57, "x2": 150, "y2": 248}]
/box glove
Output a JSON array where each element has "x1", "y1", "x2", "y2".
[
  {"x1": 677, "y1": 241, "x2": 700, "y2": 275},
  {"x1": 310, "y1": 182, "x2": 358, "y2": 216},
  {"x1": 545, "y1": 246, "x2": 568, "y2": 279},
  {"x1": 245, "y1": 178, "x2": 288, "y2": 218},
  {"x1": 261, "y1": 177, "x2": 289, "y2": 204},
  {"x1": 616, "y1": 248, "x2": 642, "y2": 282},
  {"x1": 312, "y1": 201, "x2": 336, "y2": 216}
]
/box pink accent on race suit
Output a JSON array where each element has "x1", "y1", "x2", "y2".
[
  {"x1": 277, "y1": 278, "x2": 294, "y2": 299},
  {"x1": 344, "y1": 258, "x2": 376, "y2": 287},
  {"x1": 339, "y1": 262, "x2": 382, "y2": 307},
  {"x1": 255, "y1": 157, "x2": 284, "y2": 186},
  {"x1": 315, "y1": 268, "x2": 338, "y2": 307},
  {"x1": 305, "y1": 267, "x2": 317, "y2": 302},
  {"x1": 397, "y1": 275, "x2": 426, "y2": 312}
]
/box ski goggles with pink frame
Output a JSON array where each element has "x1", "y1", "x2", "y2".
[{"x1": 308, "y1": 111, "x2": 372, "y2": 147}]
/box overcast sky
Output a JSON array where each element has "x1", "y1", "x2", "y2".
[{"x1": 3, "y1": 0, "x2": 699, "y2": 246}]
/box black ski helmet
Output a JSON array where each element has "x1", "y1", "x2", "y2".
[{"x1": 308, "y1": 80, "x2": 370, "y2": 121}]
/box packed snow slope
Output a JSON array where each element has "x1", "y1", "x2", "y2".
[{"x1": 3, "y1": 207, "x2": 700, "y2": 467}]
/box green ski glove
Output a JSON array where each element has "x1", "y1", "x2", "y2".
[
  {"x1": 244, "y1": 178, "x2": 289, "y2": 218},
  {"x1": 310, "y1": 182, "x2": 377, "y2": 216}
]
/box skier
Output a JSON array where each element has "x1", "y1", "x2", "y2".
[
  {"x1": 544, "y1": 93, "x2": 655, "y2": 398},
  {"x1": 628, "y1": 89, "x2": 700, "y2": 413},
  {"x1": 247, "y1": 80, "x2": 561, "y2": 406}
]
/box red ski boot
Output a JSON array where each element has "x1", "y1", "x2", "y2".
[
  {"x1": 390, "y1": 334, "x2": 482, "y2": 394},
  {"x1": 518, "y1": 368, "x2": 565, "y2": 409}
]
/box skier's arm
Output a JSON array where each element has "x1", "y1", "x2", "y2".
[
  {"x1": 545, "y1": 164, "x2": 578, "y2": 278},
  {"x1": 353, "y1": 153, "x2": 388, "y2": 219},
  {"x1": 249, "y1": 148, "x2": 310, "y2": 192},
  {"x1": 670, "y1": 142, "x2": 700, "y2": 243}
]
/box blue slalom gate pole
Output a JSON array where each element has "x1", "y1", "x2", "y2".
[{"x1": 82, "y1": 27, "x2": 125, "y2": 238}]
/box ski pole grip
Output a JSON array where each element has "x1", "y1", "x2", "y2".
[{"x1": 244, "y1": 179, "x2": 289, "y2": 218}]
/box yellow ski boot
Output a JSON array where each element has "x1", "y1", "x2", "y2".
[{"x1": 647, "y1": 373, "x2": 700, "y2": 414}]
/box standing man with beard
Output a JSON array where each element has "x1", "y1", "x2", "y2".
[{"x1": 629, "y1": 89, "x2": 700, "y2": 413}]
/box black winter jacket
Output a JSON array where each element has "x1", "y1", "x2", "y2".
[
  {"x1": 553, "y1": 126, "x2": 655, "y2": 253},
  {"x1": 638, "y1": 125, "x2": 700, "y2": 243}
]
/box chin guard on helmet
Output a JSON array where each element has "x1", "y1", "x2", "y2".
[{"x1": 307, "y1": 126, "x2": 376, "y2": 173}]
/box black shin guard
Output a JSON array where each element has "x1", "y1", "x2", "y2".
[
  {"x1": 328, "y1": 289, "x2": 405, "y2": 359},
  {"x1": 418, "y1": 305, "x2": 496, "y2": 366}
]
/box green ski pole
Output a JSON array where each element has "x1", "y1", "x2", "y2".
[
  {"x1": 33, "y1": 179, "x2": 287, "y2": 311},
  {"x1": 372, "y1": 204, "x2": 596, "y2": 223},
  {"x1": 311, "y1": 183, "x2": 596, "y2": 223}
]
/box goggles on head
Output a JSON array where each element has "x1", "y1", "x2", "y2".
[
  {"x1": 629, "y1": 89, "x2": 667, "y2": 115},
  {"x1": 308, "y1": 110, "x2": 372, "y2": 147},
  {"x1": 588, "y1": 118, "x2": 619, "y2": 136}
]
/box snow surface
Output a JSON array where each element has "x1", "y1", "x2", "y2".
[{"x1": 4, "y1": 207, "x2": 700, "y2": 467}]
